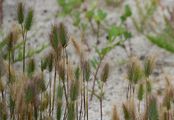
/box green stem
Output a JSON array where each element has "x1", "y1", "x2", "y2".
[
  {"x1": 86, "y1": 81, "x2": 89, "y2": 120},
  {"x1": 52, "y1": 64, "x2": 57, "y2": 113},
  {"x1": 82, "y1": 69, "x2": 86, "y2": 120},
  {"x1": 100, "y1": 98, "x2": 103, "y2": 120},
  {"x1": 8, "y1": 51, "x2": 11, "y2": 83},
  {"x1": 90, "y1": 58, "x2": 103, "y2": 100},
  {"x1": 49, "y1": 72, "x2": 52, "y2": 116}
]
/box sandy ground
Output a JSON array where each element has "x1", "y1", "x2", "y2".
[{"x1": 3, "y1": 0, "x2": 174, "y2": 119}]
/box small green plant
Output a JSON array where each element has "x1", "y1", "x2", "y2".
[
  {"x1": 57, "y1": 0, "x2": 83, "y2": 15},
  {"x1": 147, "y1": 17, "x2": 174, "y2": 53},
  {"x1": 90, "y1": 10, "x2": 132, "y2": 100}
]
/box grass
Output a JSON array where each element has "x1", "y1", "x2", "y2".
[{"x1": 1, "y1": 1, "x2": 174, "y2": 120}]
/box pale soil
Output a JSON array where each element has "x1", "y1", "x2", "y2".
[{"x1": 3, "y1": 0, "x2": 174, "y2": 119}]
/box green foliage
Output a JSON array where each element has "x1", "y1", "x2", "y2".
[
  {"x1": 57, "y1": 0, "x2": 83, "y2": 15},
  {"x1": 121, "y1": 5, "x2": 132, "y2": 22},
  {"x1": 86, "y1": 9, "x2": 95, "y2": 21},
  {"x1": 145, "y1": 11, "x2": 174, "y2": 53},
  {"x1": 147, "y1": 32, "x2": 174, "y2": 53},
  {"x1": 107, "y1": 26, "x2": 131, "y2": 42},
  {"x1": 94, "y1": 9, "x2": 107, "y2": 23},
  {"x1": 72, "y1": 11, "x2": 81, "y2": 27}
]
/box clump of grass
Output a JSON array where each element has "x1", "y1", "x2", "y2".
[
  {"x1": 126, "y1": 57, "x2": 143, "y2": 99},
  {"x1": 2, "y1": 1, "x2": 174, "y2": 120}
]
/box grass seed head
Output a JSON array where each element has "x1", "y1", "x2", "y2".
[
  {"x1": 27, "y1": 58, "x2": 35, "y2": 77},
  {"x1": 75, "y1": 66, "x2": 80, "y2": 80},
  {"x1": 122, "y1": 103, "x2": 130, "y2": 120},
  {"x1": 137, "y1": 83, "x2": 144, "y2": 101},
  {"x1": 41, "y1": 57, "x2": 48, "y2": 72},
  {"x1": 0, "y1": 56, "x2": 6, "y2": 76},
  {"x1": 50, "y1": 24, "x2": 59, "y2": 50},
  {"x1": 59, "y1": 23, "x2": 69, "y2": 48},
  {"x1": 84, "y1": 60, "x2": 91, "y2": 81},
  {"x1": 0, "y1": 78, "x2": 4, "y2": 92},
  {"x1": 25, "y1": 81, "x2": 36, "y2": 103},
  {"x1": 40, "y1": 93, "x2": 49, "y2": 111},
  {"x1": 70, "y1": 78, "x2": 79, "y2": 101},
  {"x1": 47, "y1": 52, "x2": 54, "y2": 72},
  {"x1": 112, "y1": 105, "x2": 120, "y2": 120},
  {"x1": 7, "y1": 32, "x2": 14, "y2": 51},
  {"x1": 71, "y1": 37, "x2": 83, "y2": 57},
  {"x1": 144, "y1": 55, "x2": 156, "y2": 77},
  {"x1": 33, "y1": 74, "x2": 46, "y2": 93},
  {"x1": 17, "y1": 2, "x2": 24, "y2": 24},
  {"x1": 163, "y1": 86, "x2": 173, "y2": 110},
  {"x1": 122, "y1": 100, "x2": 136, "y2": 120},
  {"x1": 101, "y1": 63, "x2": 109, "y2": 83},
  {"x1": 146, "y1": 80, "x2": 152, "y2": 93},
  {"x1": 24, "y1": 8, "x2": 34, "y2": 31},
  {"x1": 127, "y1": 57, "x2": 143, "y2": 84}
]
